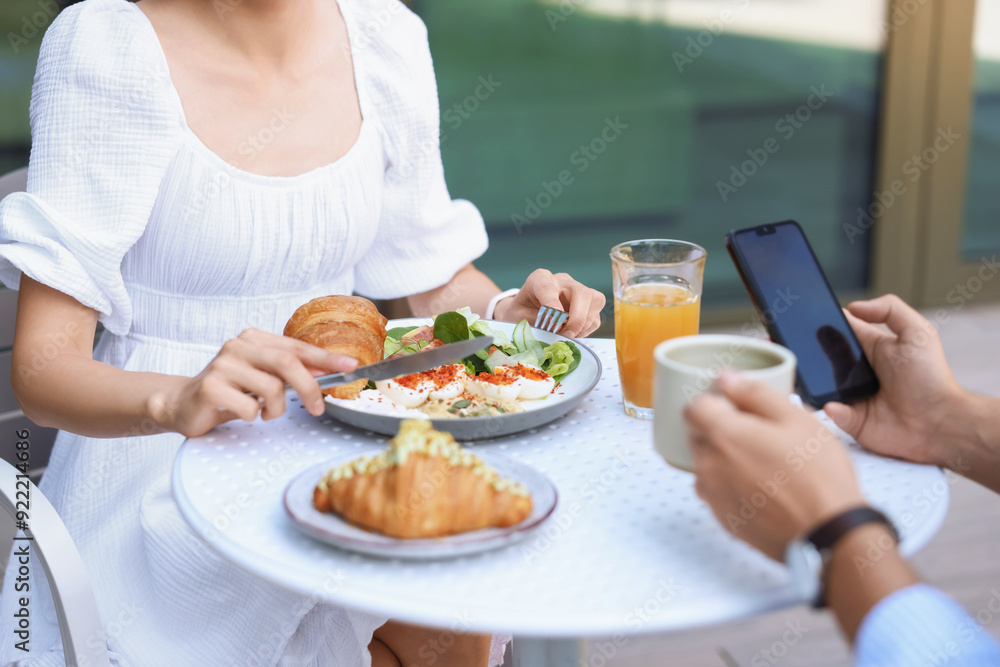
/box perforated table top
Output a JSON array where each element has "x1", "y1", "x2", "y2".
[{"x1": 173, "y1": 338, "x2": 948, "y2": 637}]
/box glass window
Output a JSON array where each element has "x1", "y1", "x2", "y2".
[
  {"x1": 0, "y1": 1, "x2": 51, "y2": 175},
  {"x1": 962, "y1": 0, "x2": 1000, "y2": 259},
  {"x1": 417, "y1": 0, "x2": 889, "y2": 309}
]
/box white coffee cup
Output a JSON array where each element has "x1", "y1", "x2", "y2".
[{"x1": 653, "y1": 334, "x2": 797, "y2": 471}]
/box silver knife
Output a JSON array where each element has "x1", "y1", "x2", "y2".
[{"x1": 313, "y1": 336, "x2": 493, "y2": 390}]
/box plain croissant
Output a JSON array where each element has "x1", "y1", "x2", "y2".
[
  {"x1": 314, "y1": 420, "x2": 533, "y2": 539},
  {"x1": 283, "y1": 295, "x2": 388, "y2": 399}
]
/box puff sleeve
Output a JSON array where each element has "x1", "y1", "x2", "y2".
[
  {"x1": 352, "y1": 0, "x2": 489, "y2": 299},
  {"x1": 0, "y1": 0, "x2": 183, "y2": 335}
]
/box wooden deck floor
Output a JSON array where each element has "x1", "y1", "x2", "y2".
[{"x1": 588, "y1": 302, "x2": 1000, "y2": 666}]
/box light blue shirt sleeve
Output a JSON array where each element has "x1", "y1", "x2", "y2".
[{"x1": 856, "y1": 584, "x2": 1000, "y2": 666}]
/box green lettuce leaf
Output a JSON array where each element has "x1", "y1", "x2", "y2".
[
  {"x1": 386, "y1": 326, "x2": 418, "y2": 340},
  {"x1": 470, "y1": 319, "x2": 513, "y2": 351},
  {"x1": 455, "y1": 306, "x2": 479, "y2": 327},
  {"x1": 433, "y1": 311, "x2": 471, "y2": 344},
  {"x1": 541, "y1": 341, "x2": 581, "y2": 382}
]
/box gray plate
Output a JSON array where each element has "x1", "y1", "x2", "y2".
[
  {"x1": 283, "y1": 451, "x2": 558, "y2": 559},
  {"x1": 323, "y1": 318, "x2": 603, "y2": 441}
]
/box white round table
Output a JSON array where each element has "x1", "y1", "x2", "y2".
[{"x1": 172, "y1": 338, "x2": 949, "y2": 664}]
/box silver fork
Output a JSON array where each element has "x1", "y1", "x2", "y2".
[{"x1": 534, "y1": 305, "x2": 569, "y2": 333}]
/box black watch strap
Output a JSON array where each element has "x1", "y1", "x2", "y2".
[
  {"x1": 806, "y1": 506, "x2": 899, "y2": 608},
  {"x1": 807, "y1": 506, "x2": 899, "y2": 551}
]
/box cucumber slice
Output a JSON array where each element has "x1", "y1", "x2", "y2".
[
  {"x1": 512, "y1": 320, "x2": 528, "y2": 352},
  {"x1": 484, "y1": 349, "x2": 511, "y2": 373}
]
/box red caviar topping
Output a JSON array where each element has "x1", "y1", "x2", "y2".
[
  {"x1": 394, "y1": 364, "x2": 466, "y2": 390},
  {"x1": 506, "y1": 363, "x2": 550, "y2": 381},
  {"x1": 475, "y1": 371, "x2": 519, "y2": 386}
]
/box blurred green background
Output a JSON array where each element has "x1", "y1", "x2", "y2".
[
  {"x1": 417, "y1": 0, "x2": 882, "y2": 307},
  {"x1": 0, "y1": 1, "x2": 43, "y2": 174},
  {"x1": 2, "y1": 0, "x2": 997, "y2": 312},
  {"x1": 964, "y1": 37, "x2": 1000, "y2": 259}
]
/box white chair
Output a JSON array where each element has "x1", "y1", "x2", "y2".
[
  {"x1": 0, "y1": 167, "x2": 27, "y2": 197},
  {"x1": 0, "y1": 458, "x2": 111, "y2": 666}
]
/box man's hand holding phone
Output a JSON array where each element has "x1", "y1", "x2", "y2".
[
  {"x1": 825, "y1": 295, "x2": 1000, "y2": 493},
  {"x1": 823, "y1": 295, "x2": 960, "y2": 465}
]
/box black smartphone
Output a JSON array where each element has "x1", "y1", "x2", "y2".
[{"x1": 724, "y1": 220, "x2": 879, "y2": 408}]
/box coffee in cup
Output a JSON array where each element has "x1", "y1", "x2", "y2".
[{"x1": 652, "y1": 334, "x2": 797, "y2": 471}]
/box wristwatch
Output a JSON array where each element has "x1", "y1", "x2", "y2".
[{"x1": 784, "y1": 506, "x2": 900, "y2": 608}]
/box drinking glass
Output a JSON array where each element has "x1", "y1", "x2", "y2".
[{"x1": 610, "y1": 239, "x2": 706, "y2": 419}]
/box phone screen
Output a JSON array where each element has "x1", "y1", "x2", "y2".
[{"x1": 728, "y1": 221, "x2": 879, "y2": 405}]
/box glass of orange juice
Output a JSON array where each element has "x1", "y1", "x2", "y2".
[{"x1": 611, "y1": 239, "x2": 706, "y2": 419}]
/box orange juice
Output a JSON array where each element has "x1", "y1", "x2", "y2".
[{"x1": 615, "y1": 283, "x2": 701, "y2": 409}]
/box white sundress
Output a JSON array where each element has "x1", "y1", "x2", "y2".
[{"x1": 0, "y1": 0, "x2": 510, "y2": 664}]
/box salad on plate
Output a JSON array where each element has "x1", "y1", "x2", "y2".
[{"x1": 332, "y1": 308, "x2": 582, "y2": 419}]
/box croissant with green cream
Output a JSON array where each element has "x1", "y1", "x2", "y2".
[{"x1": 314, "y1": 419, "x2": 533, "y2": 539}]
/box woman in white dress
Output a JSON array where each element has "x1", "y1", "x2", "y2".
[{"x1": 0, "y1": 0, "x2": 605, "y2": 664}]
